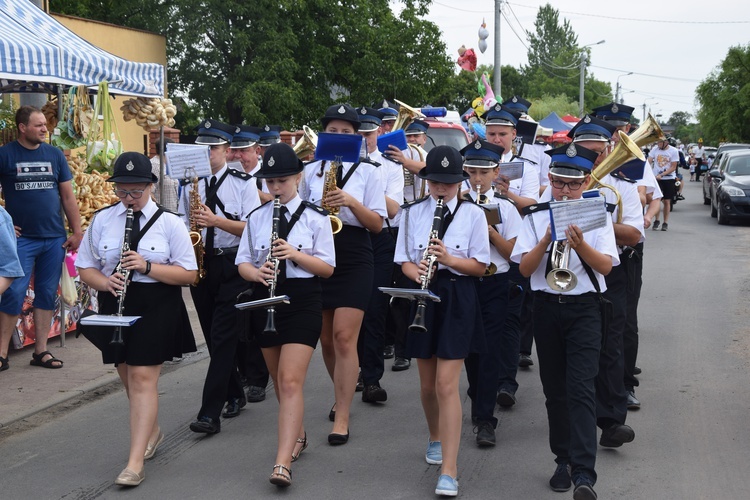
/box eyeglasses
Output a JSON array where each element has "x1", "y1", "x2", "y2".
[
  {"x1": 550, "y1": 179, "x2": 584, "y2": 190},
  {"x1": 114, "y1": 188, "x2": 146, "y2": 199}
]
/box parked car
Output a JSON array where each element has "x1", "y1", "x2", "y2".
[
  {"x1": 704, "y1": 144, "x2": 750, "y2": 204},
  {"x1": 708, "y1": 149, "x2": 750, "y2": 225}
]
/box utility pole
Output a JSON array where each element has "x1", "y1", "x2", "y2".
[
  {"x1": 494, "y1": 0, "x2": 503, "y2": 98},
  {"x1": 579, "y1": 51, "x2": 587, "y2": 118}
]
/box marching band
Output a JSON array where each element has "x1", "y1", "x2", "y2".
[{"x1": 77, "y1": 97, "x2": 658, "y2": 499}]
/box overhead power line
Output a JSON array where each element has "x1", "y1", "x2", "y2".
[
  {"x1": 589, "y1": 65, "x2": 702, "y2": 83},
  {"x1": 506, "y1": 1, "x2": 750, "y2": 24}
]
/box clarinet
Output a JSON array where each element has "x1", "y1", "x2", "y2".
[
  {"x1": 409, "y1": 196, "x2": 444, "y2": 333},
  {"x1": 111, "y1": 207, "x2": 134, "y2": 345},
  {"x1": 263, "y1": 196, "x2": 282, "y2": 334}
]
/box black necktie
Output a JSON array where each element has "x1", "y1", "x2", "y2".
[
  {"x1": 205, "y1": 177, "x2": 217, "y2": 252},
  {"x1": 130, "y1": 211, "x2": 142, "y2": 250},
  {"x1": 437, "y1": 205, "x2": 452, "y2": 241},
  {"x1": 276, "y1": 206, "x2": 289, "y2": 283}
]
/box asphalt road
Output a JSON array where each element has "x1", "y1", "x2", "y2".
[{"x1": 1, "y1": 180, "x2": 749, "y2": 499}]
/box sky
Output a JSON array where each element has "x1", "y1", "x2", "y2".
[{"x1": 402, "y1": 0, "x2": 749, "y2": 123}]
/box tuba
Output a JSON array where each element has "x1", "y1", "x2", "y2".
[
  {"x1": 188, "y1": 174, "x2": 206, "y2": 285},
  {"x1": 410, "y1": 196, "x2": 444, "y2": 333},
  {"x1": 321, "y1": 158, "x2": 343, "y2": 235},
  {"x1": 392, "y1": 99, "x2": 425, "y2": 132},
  {"x1": 293, "y1": 125, "x2": 318, "y2": 160},
  {"x1": 586, "y1": 130, "x2": 645, "y2": 224},
  {"x1": 629, "y1": 113, "x2": 665, "y2": 149}
]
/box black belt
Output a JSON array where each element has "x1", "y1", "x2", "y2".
[
  {"x1": 212, "y1": 246, "x2": 239, "y2": 256},
  {"x1": 536, "y1": 291, "x2": 599, "y2": 304}
]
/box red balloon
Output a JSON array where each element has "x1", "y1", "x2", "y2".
[{"x1": 457, "y1": 48, "x2": 477, "y2": 72}]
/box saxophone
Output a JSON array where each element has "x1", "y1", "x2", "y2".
[
  {"x1": 321, "y1": 160, "x2": 343, "y2": 234},
  {"x1": 188, "y1": 175, "x2": 206, "y2": 285}
]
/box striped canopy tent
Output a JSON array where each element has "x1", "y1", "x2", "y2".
[{"x1": 0, "y1": 0, "x2": 163, "y2": 97}]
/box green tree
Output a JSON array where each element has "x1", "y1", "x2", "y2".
[
  {"x1": 525, "y1": 3, "x2": 578, "y2": 68},
  {"x1": 527, "y1": 94, "x2": 579, "y2": 121},
  {"x1": 668, "y1": 111, "x2": 692, "y2": 128},
  {"x1": 696, "y1": 44, "x2": 750, "y2": 143}
]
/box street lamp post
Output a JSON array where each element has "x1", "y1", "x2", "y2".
[
  {"x1": 615, "y1": 71, "x2": 633, "y2": 103},
  {"x1": 642, "y1": 97, "x2": 657, "y2": 121},
  {"x1": 579, "y1": 40, "x2": 606, "y2": 117}
]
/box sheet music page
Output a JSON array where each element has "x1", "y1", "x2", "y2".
[
  {"x1": 548, "y1": 196, "x2": 608, "y2": 241},
  {"x1": 165, "y1": 145, "x2": 211, "y2": 179},
  {"x1": 79, "y1": 315, "x2": 141, "y2": 326},
  {"x1": 496, "y1": 161, "x2": 524, "y2": 181}
]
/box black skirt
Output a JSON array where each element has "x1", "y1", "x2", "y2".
[
  {"x1": 98, "y1": 282, "x2": 197, "y2": 366},
  {"x1": 406, "y1": 270, "x2": 486, "y2": 360},
  {"x1": 321, "y1": 225, "x2": 373, "y2": 311},
  {"x1": 251, "y1": 277, "x2": 322, "y2": 349}
]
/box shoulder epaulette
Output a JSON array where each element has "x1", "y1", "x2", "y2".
[
  {"x1": 400, "y1": 195, "x2": 430, "y2": 210},
  {"x1": 522, "y1": 202, "x2": 550, "y2": 216},
  {"x1": 359, "y1": 157, "x2": 381, "y2": 167},
  {"x1": 606, "y1": 203, "x2": 617, "y2": 213},
  {"x1": 514, "y1": 155, "x2": 538, "y2": 166},
  {"x1": 94, "y1": 202, "x2": 119, "y2": 214},
  {"x1": 228, "y1": 168, "x2": 251, "y2": 181},
  {"x1": 494, "y1": 192, "x2": 516, "y2": 204},
  {"x1": 156, "y1": 204, "x2": 181, "y2": 217},
  {"x1": 179, "y1": 178, "x2": 192, "y2": 187},
  {"x1": 247, "y1": 199, "x2": 273, "y2": 219},
  {"x1": 302, "y1": 200, "x2": 329, "y2": 216},
  {"x1": 303, "y1": 159, "x2": 320, "y2": 167}
]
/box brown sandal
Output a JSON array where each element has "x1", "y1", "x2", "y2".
[
  {"x1": 269, "y1": 464, "x2": 292, "y2": 487},
  {"x1": 291, "y1": 432, "x2": 307, "y2": 462},
  {"x1": 30, "y1": 351, "x2": 63, "y2": 369}
]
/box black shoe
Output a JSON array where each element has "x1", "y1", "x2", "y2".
[
  {"x1": 496, "y1": 389, "x2": 517, "y2": 408},
  {"x1": 327, "y1": 430, "x2": 349, "y2": 445},
  {"x1": 383, "y1": 344, "x2": 395, "y2": 359},
  {"x1": 190, "y1": 416, "x2": 221, "y2": 434},
  {"x1": 222, "y1": 396, "x2": 246, "y2": 418},
  {"x1": 362, "y1": 384, "x2": 388, "y2": 403},
  {"x1": 328, "y1": 403, "x2": 336, "y2": 422},
  {"x1": 661, "y1": 222, "x2": 669, "y2": 231},
  {"x1": 573, "y1": 478, "x2": 597, "y2": 500},
  {"x1": 355, "y1": 372, "x2": 364, "y2": 392},
  {"x1": 474, "y1": 421, "x2": 496, "y2": 447},
  {"x1": 549, "y1": 462, "x2": 571, "y2": 492},
  {"x1": 392, "y1": 357, "x2": 411, "y2": 371},
  {"x1": 633, "y1": 366, "x2": 642, "y2": 375},
  {"x1": 627, "y1": 390, "x2": 641, "y2": 410},
  {"x1": 246, "y1": 385, "x2": 266, "y2": 403},
  {"x1": 518, "y1": 354, "x2": 534, "y2": 367},
  {"x1": 599, "y1": 423, "x2": 635, "y2": 448}
]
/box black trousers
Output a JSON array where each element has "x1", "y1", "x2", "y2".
[
  {"x1": 534, "y1": 294, "x2": 601, "y2": 484},
  {"x1": 519, "y1": 278, "x2": 534, "y2": 355},
  {"x1": 596, "y1": 262, "x2": 628, "y2": 428},
  {"x1": 236, "y1": 333, "x2": 269, "y2": 388},
  {"x1": 622, "y1": 243, "x2": 643, "y2": 391},
  {"x1": 465, "y1": 272, "x2": 509, "y2": 427},
  {"x1": 358, "y1": 229, "x2": 396, "y2": 385},
  {"x1": 190, "y1": 253, "x2": 247, "y2": 421},
  {"x1": 386, "y1": 264, "x2": 412, "y2": 359},
  {"x1": 498, "y1": 262, "x2": 525, "y2": 393}
]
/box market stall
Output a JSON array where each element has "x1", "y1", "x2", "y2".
[{"x1": 0, "y1": 0, "x2": 167, "y2": 348}]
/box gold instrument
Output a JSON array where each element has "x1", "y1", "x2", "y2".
[
  {"x1": 321, "y1": 159, "x2": 343, "y2": 235},
  {"x1": 392, "y1": 99, "x2": 425, "y2": 132},
  {"x1": 586, "y1": 130, "x2": 645, "y2": 224},
  {"x1": 475, "y1": 185, "x2": 498, "y2": 276},
  {"x1": 404, "y1": 144, "x2": 427, "y2": 200},
  {"x1": 188, "y1": 175, "x2": 206, "y2": 285},
  {"x1": 629, "y1": 113, "x2": 665, "y2": 149},
  {"x1": 111, "y1": 207, "x2": 134, "y2": 346},
  {"x1": 293, "y1": 125, "x2": 318, "y2": 160},
  {"x1": 410, "y1": 196, "x2": 444, "y2": 333},
  {"x1": 263, "y1": 196, "x2": 282, "y2": 334}
]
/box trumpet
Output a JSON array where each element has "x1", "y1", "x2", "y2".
[
  {"x1": 410, "y1": 196, "x2": 444, "y2": 333},
  {"x1": 546, "y1": 239, "x2": 578, "y2": 292},
  {"x1": 263, "y1": 196, "x2": 282, "y2": 334},
  {"x1": 111, "y1": 207, "x2": 134, "y2": 345}
]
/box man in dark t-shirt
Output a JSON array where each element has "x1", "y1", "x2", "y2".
[{"x1": 0, "y1": 106, "x2": 82, "y2": 370}]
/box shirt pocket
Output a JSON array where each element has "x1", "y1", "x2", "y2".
[
  {"x1": 289, "y1": 232, "x2": 313, "y2": 257},
  {"x1": 443, "y1": 224, "x2": 471, "y2": 260},
  {"x1": 138, "y1": 238, "x2": 169, "y2": 264},
  {"x1": 222, "y1": 202, "x2": 242, "y2": 220},
  {"x1": 253, "y1": 238, "x2": 271, "y2": 267},
  {"x1": 99, "y1": 237, "x2": 122, "y2": 265}
]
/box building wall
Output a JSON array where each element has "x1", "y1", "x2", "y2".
[{"x1": 52, "y1": 14, "x2": 167, "y2": 156}]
